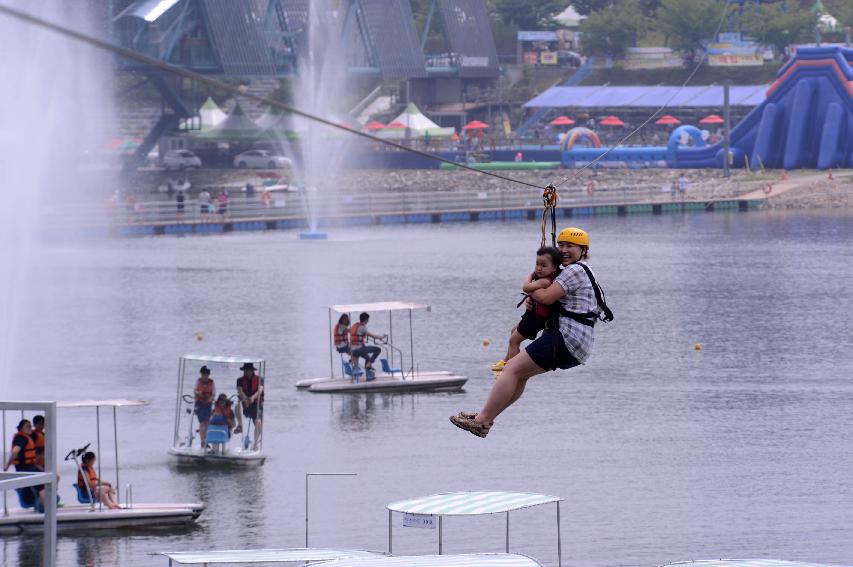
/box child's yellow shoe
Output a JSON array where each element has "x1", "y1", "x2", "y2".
[{"x1": 490, "y1": 360, "x2": 506, "y2": 372}]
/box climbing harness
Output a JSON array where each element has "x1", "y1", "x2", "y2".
[
  {"x1": 551, "y1": 262, "x2": 614, "y2": 329},
  {"x1": 540, "y1": 184, "x2": 558, "y2": 248}
]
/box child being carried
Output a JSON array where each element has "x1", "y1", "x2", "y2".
[{"x1": 492, "y1": 246, "x2": 561, "y2": 374}]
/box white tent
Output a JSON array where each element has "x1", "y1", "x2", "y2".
[
  {"x1": 180, "y1": 97, "x2": 226, "y2": 131},
  {"x1": 377, "y1": 103, "x2": 455, "y2": 139}
]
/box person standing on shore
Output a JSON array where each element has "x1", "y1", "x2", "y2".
[{"x1": 451, "y1": 227, "x2": 613, "y2": 438}]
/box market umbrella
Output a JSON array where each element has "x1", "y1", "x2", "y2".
[
  {"x1": 549, "y1": 116, "x2": 576, "y2": 126},
  {"x1": 364, "y1": 121, "x2": 385, "y2": 131},
  {"x1": 599, "y1": 116, "x2": 625, "y2": 126},
  {"x1": 463, "y1": 120, "x2": 489, "y2": 130},
  {"x1": 385, "y1": 121, "x2": 407, "y2": 129},
  {"x1": 700, "y1": 114, "x2": 725, "y2": 124},
  {"x1": 655, "y1": 115, "x2": 681, "y2": 125}
]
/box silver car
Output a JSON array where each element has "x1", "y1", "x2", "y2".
[
  {"x1": 162, "y1": 149, "x2": 202, "y2": 170},
  {"x1": 233, "y1": 150, "x2": 291, "y2": 169}
]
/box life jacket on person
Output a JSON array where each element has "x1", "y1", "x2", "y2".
[
  {"x1": 333, "y1": 323, "x2": 350, "y2": 349},
  {"x1": 212, "y1": 403, "x2": 233, "y2": 420},
  {"x1": 237, "y1": 374, "x2": 264, "y2": 404},
  {"x1": 552, "y1": 262, "x2": 614, "y2": 328},
  {"x1": 78, "y1": 464, "x2": 98, "y2": 491},
  {"x1": 30, "y1": 429, "x2": 45, "y2": 452},
  {"x1": 12, "y1": 432, "x2": 36, "y2": 466},
  {"x1": 195, "y1": 378, "x2": 215, "y2": 404},
  {"x1": 350, "y1": 322, "x2": 367, "y2": 348}
]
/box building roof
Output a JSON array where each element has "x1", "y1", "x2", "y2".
[
  {"x1": 435, "y1": 0, "x2": 500, "y2": 78},
  {"x1": 524, "y1": 85, "x2": 769, "y2": 108}
]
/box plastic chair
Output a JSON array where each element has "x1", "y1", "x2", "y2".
[
  {"x1": 380, "y1": 358, "x2": 402, "y2": 377},
  {"x1": 206, "y1": 424, "x2": 230, "y2": 445},
  {"x1": 16, "y1": 487, "x2": 37, "y2": 509},
  {"x1": 73, "y1": 483, "x2": 95, "y2": 504},
  {"x1": 342, "y1": 361, "x2": 364, "y2": 380}
]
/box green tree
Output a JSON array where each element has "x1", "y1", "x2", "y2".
[
  {"x1": 656, "y1": 0, "x2": 727, "y2": 65},
  {"x1": 578, "y1": 1, "x2": 644, "y2": 58},
  {"x1": 741, "y1": 0, "x2": 816, "y2": 58},
  {"x1": 823, "y1": 0, "x2": 853, "y2": 28},
  {"x1": 488, "y1": 0, "x2": 567, "y2": 29}
]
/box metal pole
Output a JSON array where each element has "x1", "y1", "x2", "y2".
[
  {"x1": 44, "y1": 402, "x2": 57, "y2": 567},
  {"x1": 305, "y1": 472, "x2": 357, "y2": 547},
  {"x1": 2, "y1": 410, "x2": 6, "y2": 516},
  {"x1": 328, "y1": 308, "x2": 335, "y2": 379},
  {"x1": 723, "y1": 80, "x2": 731, "y2": 179},
  {"x1": 174, "y1": 357, "x2": 184, "y2": 447},
  {"x1": 409, "y1": 310, "x2": 414, "y2": 376},
  {"x1": 389, "y1": 311, "x2": 394, "y2": 368},
  {"x1": 388, "y1": 509, "x2": 393, "y2": 553},
  {"x1": 113, "y1": 406, "x2": 120, "y2": 505},
  {"x1": 556, "y1": 501, "x2": 562, "y2": 567},
  {"x1": 438, "y1": 515, "x2": 443, "y2": 554},
  {"x1": 506, "y1": 511, "x2": 509, "y2": 552},
  {"x1": 96, "y1": 406, "x2": 102, "y2": 511}
]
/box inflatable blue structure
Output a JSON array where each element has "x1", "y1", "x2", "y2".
[{"x1": 560, "y1": 47, "x2": 853, "y2": 170}]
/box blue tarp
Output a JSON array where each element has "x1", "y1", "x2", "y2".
[{"x1": 525, "y1": 85, "x2": 768, "y2": 108}]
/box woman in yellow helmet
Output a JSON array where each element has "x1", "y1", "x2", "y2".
[{"x1": 451, "y1": 227, "x2": 609, "y2": 438}]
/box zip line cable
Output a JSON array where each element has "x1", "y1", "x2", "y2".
[
  {"x1": 552, "y1": 2, "x2": 733, "y2": 188},
  {"x1": 0, "y1": 5, "x2": 540, "y2": 189},
  {"x1": 0, "y1": 3, "x2": 731, "y2": 196}
]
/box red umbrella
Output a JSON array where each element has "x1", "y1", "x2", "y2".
[
  {"x1": 463, "y1": 120, "x2": 489, "y2": 130},
  {"x1": 365, "y1": 121, "x2": 385, "y2": 131},
  {"x1": 385, "y1": 121, "x2": 407, "y2": 129},
  {"x1": 700, "y1": 114, "x2": 725, "y2": 124},
  {"x1": 655, "y1": 115, "x2": 681, "y2": 125},
  {"x1": 549, "y1": 115, "x2": 576, "y2": 126},
  {"x1": 599, "y1": 115, "x2": 625, "y2": 126}
]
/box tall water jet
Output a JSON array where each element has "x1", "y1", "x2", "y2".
[
  {"x1": 286, "y1": 0, "x2": 354, "y2": 240},
  {"x1": 0, "y1": 1, "x2": 117, "y2": 394}
]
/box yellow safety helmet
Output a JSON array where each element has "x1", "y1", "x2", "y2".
[{"x1": 557, "y1": 227, "x2": 589, "y2": 247}]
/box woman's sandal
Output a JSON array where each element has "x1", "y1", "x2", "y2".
[{"x1": 449, "y1": 414, "x2": 491, "y2": 438}]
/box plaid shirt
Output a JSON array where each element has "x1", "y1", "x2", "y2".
[{"x1": 554, "y1": 262, "x2": 601, "y2": 363}]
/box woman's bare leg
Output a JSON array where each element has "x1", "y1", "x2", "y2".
[{"x1": 476, "y1": 350, "x2": 545, "y2": 425}]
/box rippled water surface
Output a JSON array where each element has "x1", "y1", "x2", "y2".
[{"x1": 4, "y1": 210, "x2": 853, "y2": 567}]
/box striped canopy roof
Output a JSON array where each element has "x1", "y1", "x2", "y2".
[
  {"x1": 314, "y1": 554, "x2": 542, "y2": 567},
  {"x1": 387, "y1": 491, "x2": 560, "y2": 515},
  {"x1": 159, "y1": 548, "x2": 385, "y2": 565},
  {"x1": 182, "y1": 354, "x2": 265, "y2": 365},
  {"x1": 665, "y1": 561, "x2": 852, "y2": 567}
]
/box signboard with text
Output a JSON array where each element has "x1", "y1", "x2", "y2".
[{"x1": 403, "y1": 513, "x2": 436, "y2": 529}]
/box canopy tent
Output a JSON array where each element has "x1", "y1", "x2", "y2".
[
  {"x1": 386, "y1": 492, "x2": 562, "y2": 565},
  {"x1": 364, "y1": 121, "x2": 386, "y2": 131},
  {"x1": 524, "y1": 85, "x2": 768, "y2": 108},
  {"x1": 330, "y1": 302, "x2": 430, "y2": 314},
  {"x1": 699, "y1": 114, "x2": 725, "y2": 124},
  {"x1": 655, "y1": 115, "x2": 681, "y2": 125},
  {"x1": 377, "y1": 103, "x2": 455, "y2": 140},
  {"x1": 180, "y1": 96, "x2": 226, "y2": 132},
  {"x1": 194, "y1": 103, "x2": 263, "y2": 140},
  {"x1": 598, "y1": 116, "x2": 625, "y2": 126},
  {"x1": 549, "y1": 116, "x2": 575, "y2": 126},
  {"x1": 663, "y1": 561, "x2": 852, "y2": 567},
  {"x1": 158, "y1": 547, "x2": 385, "y2": 565},
  {"x1": 313, "y1": 555, "x2": 542, "y2": 567}
]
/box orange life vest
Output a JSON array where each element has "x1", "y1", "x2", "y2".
[
  {"x1": 195, "y1": 378, "x2": 215, "y2": 404},
  {"x1": 333, "y1": 323, "x2": 349, "y2": 348},
  {"x1": 30, "y1": 429, "x2": 45, "y2": 451},
  {"x1": 351, "y1": 322, "x2": 366, "y2": 348},
  {"x1": 12, "y1": 432, "x2": 36, "y2": 466},
  {"x1": 78, "y1": 464, "x2": 98, "y2": 491},
  {"x1": 213, "y1": 404, "x2": 233, "y2": 420}
]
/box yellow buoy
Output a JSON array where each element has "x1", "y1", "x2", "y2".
[
  {"x1": 196, "y1": 332, "x2": 204, "y2": 342},
  {"x1": 694, "y1": 343, "x2": 702, "y2": 352},
  {"x1": 482, "y1": 338, "x2": 491, "y2": 347}
]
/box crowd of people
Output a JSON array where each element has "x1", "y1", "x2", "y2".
[{"x1": 192, "y1": 362, "x2": 264, "y2": 451}]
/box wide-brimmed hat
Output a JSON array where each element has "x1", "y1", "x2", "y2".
[
  {"x1": 200, "y1": 365, "x2": 211, "y2": 375},
  {"x1": 240, "y1": 362, "x2": 256, "y2": 371}
]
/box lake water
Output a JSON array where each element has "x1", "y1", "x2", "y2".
[{"x1": 4, "y1": 209, "x2": 853, "y2": 567}]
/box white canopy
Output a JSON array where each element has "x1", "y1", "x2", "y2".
[
  {"x1": 313, "y1": 555, "x2": 542, "y2": 567},
  {"x1": 199, "y1": 96, "x2": 226, "y2": 128},
  {"x1": 387, "y1": 491, "x2": 560, "y2": 515},
  {"x1": 378, "y1": 103, "x2": 455, "y2": 140},
  {"x1": 58, "y1": 399, "x2": 147, "y2": 408},
  {"x1": 159, "y1": 548, "x2": 385, "y2": 565},
  {"x1": 389, "y1": 103, "x2": 440, "y2": 131},
  {"x1": 181, "y1": 354, "x2": 265, "y2": 365},
  {"x1": 664, "y1": 562, "x2": 852, "y2": 567},
  {"x1": 330, "y1": 302, "x2": 430, "y2": 314}
]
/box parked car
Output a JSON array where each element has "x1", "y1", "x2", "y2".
[
  {"x1": 233, "y1": 150, "x2": 292, "y2": 169},
  {"x1": 162, "y1": 150, "x2": 202, "y2": 170}
]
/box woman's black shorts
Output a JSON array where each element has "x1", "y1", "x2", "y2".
[
  {"x1": 516, "y1": 309, "x2": 547, "y2": 341},
  {"x1": 525, "y1": 330, "x2": 581, "y2": 371}
]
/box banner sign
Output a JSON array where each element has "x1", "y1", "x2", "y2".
[
  {"x1": 708, "y1": 53, "x2": 764, "y2": 66},
  {"x1": 403, "y1": 513, "x2": 436, "y2": 529},
  {"x1": 518, "y1": 31, "x2": 558, "y2": 42}
]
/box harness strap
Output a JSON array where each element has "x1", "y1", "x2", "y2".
[{"x1": 540, "y1": 184, "x2": 558, "y2": 248}]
